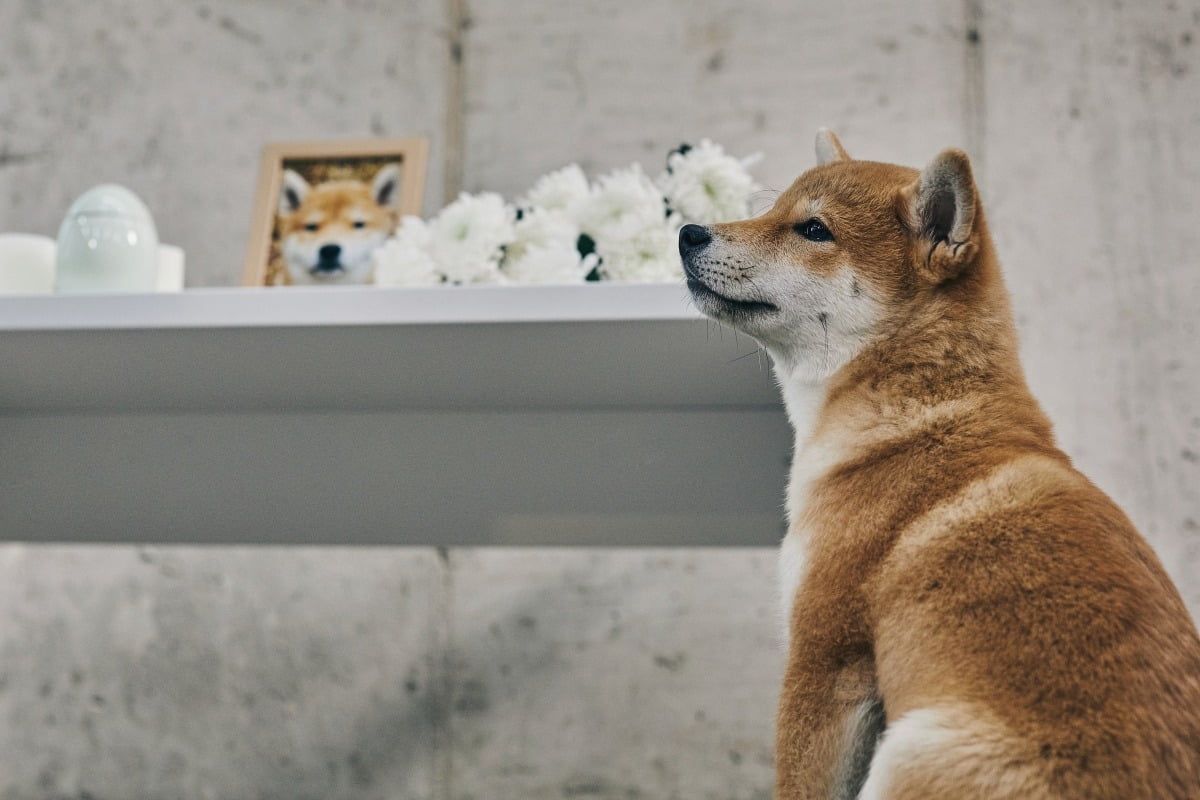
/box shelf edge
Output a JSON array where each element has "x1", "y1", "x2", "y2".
[{"x1": 0, "y1": 282, "x2": 704, "y2": 331}]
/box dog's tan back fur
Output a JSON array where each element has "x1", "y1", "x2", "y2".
[{"x1": 683, "y1": 134, "x2": 1200, "y2": 798}]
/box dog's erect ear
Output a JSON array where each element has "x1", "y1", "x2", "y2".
[
  {"x1": 279, "y1": 169, "x2": 310, "y2": 216},
  {"x1": 902, "y1": 148, "x2": 979, "y2": 281},
  {"x1": 815, "y1": 128, "x2": 850, "y2": 166},
  {"x1": 372, "y1": 163, "x2": 402, "y2": 210}
]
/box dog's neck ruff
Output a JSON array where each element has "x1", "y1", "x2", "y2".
[
  {"x1": 772, "y1": 354, "x2": 839, "y2": 536},
  {"x1": 771, "y1": 354, "x2": 838, "y2": 636},
  {"x1": 771, "y1": 355, "x2": 829, "y2": 448}
]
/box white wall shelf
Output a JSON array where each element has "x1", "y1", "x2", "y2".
[
  {"x1": 0, "y1": 284, "x2": 790, "y2": 546},
  {"x1": 0, "y1": 283, "x2": 779, "y2": 413}
]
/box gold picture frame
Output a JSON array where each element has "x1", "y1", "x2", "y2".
[{"x1": 243, "y1": 138, "x2": 429, "y2": 286}]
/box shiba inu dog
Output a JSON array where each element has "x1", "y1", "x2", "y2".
[
  {"x1": 680, "y1": 130, "x2": 1200, "y2": 799},
  {"x1": 276, "y1": 164, "x2": 401, "y2": 284}
]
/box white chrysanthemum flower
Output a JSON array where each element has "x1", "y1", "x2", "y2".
[
  {"x1": 505, "y1": 244, "x2": 597, "y2": 284},
  {"x1": 467, "y1": 266, "x2": 510, "y2": 285},
  {"x1": 507, "y1": 208, "x2": 580, "y2": 259},
  {"x1": 657, "y1": 139, "x2": 761, "y2": 225},
  {"x1": 428, "y1": 192, "x2": 516, "y2": 284},
  {"x1": 518, "y1": 164, "x2": 592, "y2": 218},
  {"x1": 596, "y1": 221, "x2": 682, "y2": 283},
  {"x1": 372, "y1": 216, "x2": 442, "y2": 287},
  {"x1": 578, "y1": 164, "x2": 668, "y2": 244},
  {"x1": 501, "y1": 208, "x2": 591, "y2": 284}
]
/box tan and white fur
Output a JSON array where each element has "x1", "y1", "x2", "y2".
[
  {"x1": 277, "y1": 164, "x2": 400, "y2": 285},
  {"x1": 679, "y1": 130, "x2": 1200, "y2": 799}
]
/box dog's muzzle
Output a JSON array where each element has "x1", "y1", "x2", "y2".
[
  {"x1": 678, "y1": 224, "x2": 778, "y2": 317},
  {"x1": 313, "y1": 243, "x2": 344, "y2": 274}
]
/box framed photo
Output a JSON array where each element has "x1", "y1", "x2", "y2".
[{"x1": 243, "y1": 138, "x2": 429, "y2": 286}]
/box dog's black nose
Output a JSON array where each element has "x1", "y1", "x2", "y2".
[
  {"x1": 678, "y1": 224, "x2": 712, "y2": 258},
  {"x1": 318, "y1": 244, "x2": 342, "y2": 263}
]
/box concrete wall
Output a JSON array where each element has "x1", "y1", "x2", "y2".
[
  {"x1": 1, "y1": 1, "x2": 1198, "y2": 798},
  {"x1": 0, "y1": 546, "x2": 781, "y2": 799}
]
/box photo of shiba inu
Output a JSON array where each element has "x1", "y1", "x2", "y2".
[
  {"x1": 679, "y1": 129, "x2": 1200, "y2": 799},
  {"x1": 242, "y1": 138, "x2": 429, "y2": 287},
  {"x1": 275, "y1": 163, "x2": 400, "y2": 285}
]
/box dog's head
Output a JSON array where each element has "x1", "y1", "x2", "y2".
[
  {"x1": 680, "y1": 130, "x2": 982, "y2": 381},
  {"x1": 277, "y1": 164, "x2": 401, "y2": 285}
]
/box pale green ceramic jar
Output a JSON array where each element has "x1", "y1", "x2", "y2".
[{"x1": 55, "y1": 184, "x2": 159, "y2": 293}]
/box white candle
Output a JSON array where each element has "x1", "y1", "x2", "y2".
[
  {"x1": 156, "y1": 244, "x2": 186, "y2": 292},
  {"x1": 0, "y1": 234, "x2": 56, "y2": 294}
]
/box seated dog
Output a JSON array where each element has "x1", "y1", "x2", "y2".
[{"x1": 680, "y1": 130, "x2": 1200, "y2": 799}]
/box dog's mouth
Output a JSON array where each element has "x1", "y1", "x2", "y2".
[
  {"x1": 310, "y1": 262, "x2": 346, "y2": 277},
  {"x1": 685, "y1": 275, "x2": 778, "y2": 318}
]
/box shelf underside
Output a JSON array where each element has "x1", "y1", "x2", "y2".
[{"x1": 1, "y1": 409, "x2": 791, "y2": 546}]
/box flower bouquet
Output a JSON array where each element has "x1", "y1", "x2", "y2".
[{"x1": 373, "y1": 140, "x2": 761, "y2": 287}]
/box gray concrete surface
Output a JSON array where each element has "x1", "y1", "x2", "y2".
[
  {"x1": 445, "y1": 550, "x2": 780, "y2": 800},
  {"x1": 0, "y1": 0, "x2": 1198, "y2": 798},
  {"x1": 460, "y1": 0, "x2": 968, "y2": 204},
  {"x1": 0, "y1": 546, "x2": 780, "y2": 800},
  {"x1": 0, "y1": 546, "x2": 446, "y2": 799}
]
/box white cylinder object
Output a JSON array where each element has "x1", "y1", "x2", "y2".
[
  {"x1": 156, "y1": 244, "x2": 186, "y2": 292},
  {"x1": 0, "y1": 233, "x2": 56, "y2": 294}
]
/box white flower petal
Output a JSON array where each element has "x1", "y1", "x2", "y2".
[
  {"x1": 596, "y1": 222, "x2": 682, "y2": 283},
  {"x1": 503, "y1": 242, "x2": 591, "y2": 284},
  {"x1": 506, "y1": 208, "x2": 581, "y2": 262},
  {"x1": 657, "y1": 139, "x2": 759, "y2": 225},
  {"x1": 372, "y1": 219, "x2": 442, "y2": 287},
  {"x1": 579, "y1": 164, "x2": 668, "y2": 245},
  {"x1": 518, "y1": 164, "x2": 593, "y2": 219},
  {"x1": 428, "y1": 192, "x2": 517, "y2": 284}
]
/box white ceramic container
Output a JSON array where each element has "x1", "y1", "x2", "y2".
[{"x1": 55, "y1": 184, "x2": 159, "y2": 293}]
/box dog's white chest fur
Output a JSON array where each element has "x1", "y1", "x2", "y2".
[{"x1": 778, "y1": 376, "x2": 839, "y2": 634}]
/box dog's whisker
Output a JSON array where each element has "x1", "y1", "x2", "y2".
[
  {"x1": 818, "y1": 312, "x2": 830, "y2": 373},
  {"x1": 726, "y1": 347, "x2": 766, "y2": 365}
]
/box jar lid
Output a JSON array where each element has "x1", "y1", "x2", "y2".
[{"x1": 65, "y1": 184, "x2": 156, "y2": 224}]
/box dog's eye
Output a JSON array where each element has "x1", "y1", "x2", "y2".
[
  {"x1": 794, "y1": 219, "x2": 834, "y2": 242},
  {"x1": 353, "y1": 220, "x2": 366, "y2": 229},
  {"x1": 304, "y1": 223, "x2": 319, "y2": 232}
]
